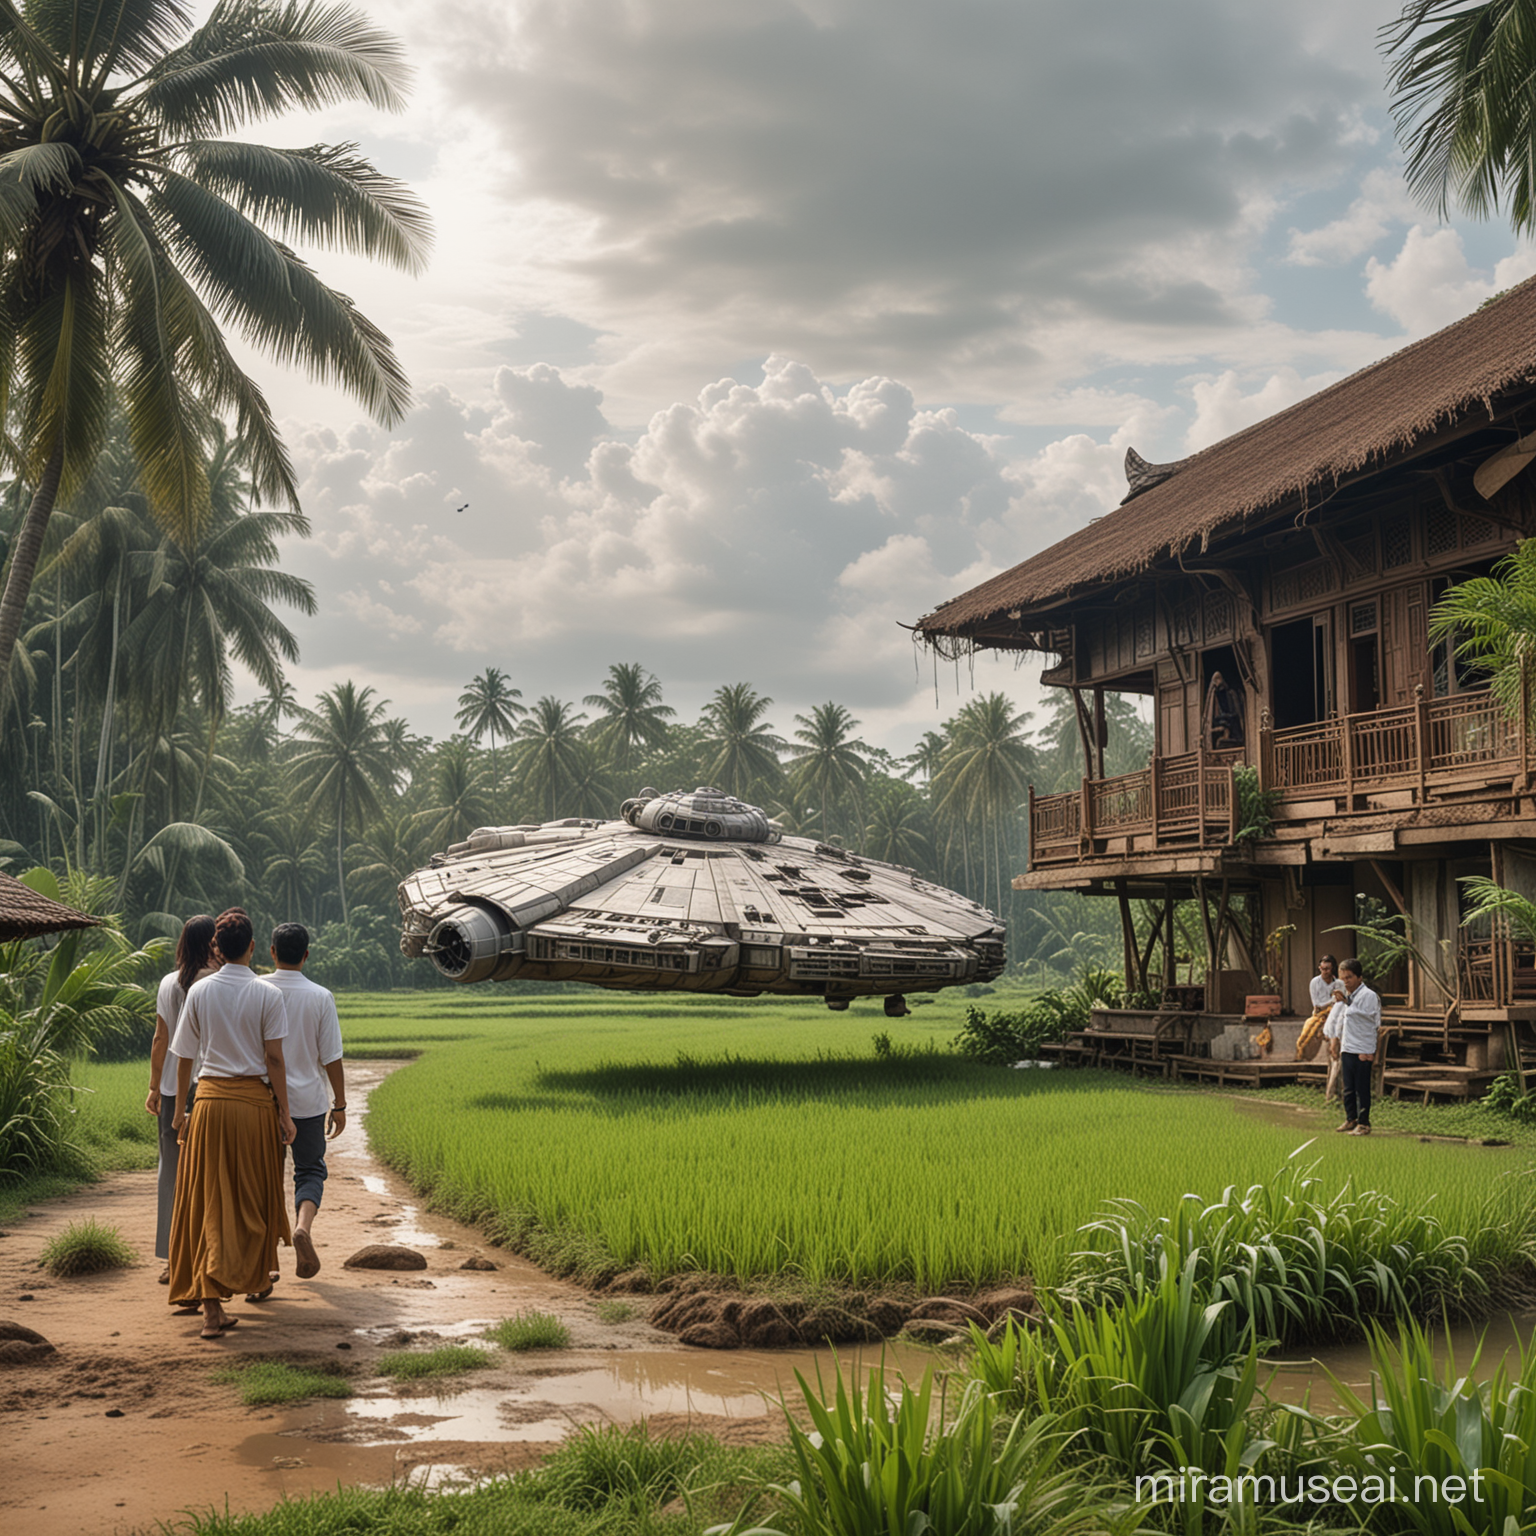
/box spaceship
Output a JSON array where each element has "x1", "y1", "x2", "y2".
[{"x1": 398, "y1": 786, "x2": 1005, "y2": 1012}]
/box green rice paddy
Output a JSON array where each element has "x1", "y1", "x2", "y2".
[{"x1": 351, "y1": 990, "x2": 1536, "y2": 1291}]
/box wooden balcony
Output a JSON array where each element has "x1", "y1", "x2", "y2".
[
  {"x1": 1027, "y1": 749, "x2": 1239, "y2": 866},
  {"x1": 1263, "y1": 690, "x2": 1527, "y2": 801},
  {"x1": 1027, "y1": 689, "x2": 1532, "y2": 874}
]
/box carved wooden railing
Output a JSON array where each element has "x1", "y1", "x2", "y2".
[
  {"x1": 1028, "y1": 750, "x2": 1237, "y2": 867},
  {"x1": 1458, "y1": 935, "x2": 1536, "y2": 1003},
  {"x1": 1262, "y1": 688, "x2": 1526, "y2": 801}
]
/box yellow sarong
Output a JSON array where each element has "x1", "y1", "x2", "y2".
[
  {"x1": 167, "y1": 1076, "x2": 291, "y2": 1306},
  {"x1": 1294, "y1": 1004, "x2": 1331, "y2": 1061}
]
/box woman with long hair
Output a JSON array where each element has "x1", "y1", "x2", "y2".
[
  {"x1": 145, "y1": 914, "x2": 220, "y2": 1288},
  {"x1": 167, "y1": 908, "x2": 297, "y2": 1338}
]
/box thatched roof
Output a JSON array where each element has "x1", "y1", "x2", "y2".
[
  {"x1": 917, "y1": 275, "x2": 1536, "y2": 638},
  {"x1": 0, "y1": 871, "x2": 102, "y2": 942}
]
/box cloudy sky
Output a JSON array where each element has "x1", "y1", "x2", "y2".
[{"x1": 229, "y1": 0, "x2": 1536, "y2": 755}]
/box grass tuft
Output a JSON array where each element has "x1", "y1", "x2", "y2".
[
  {"x1": 39, "y1": 1217, "x2": 136, "y2": 1277},
  {"x1": 594, "y1": 1298, "x2": 640, "y2": 1325},
  {"x1": 211, "y1": 1360, "x2": 352, "y2": 1406},
  {"x1": 487, "y1": 1310, "x2": 571, "y2": 1350},
  {"x1": 375, "y1": 1344, "x2": 495, "y2": 1380}
]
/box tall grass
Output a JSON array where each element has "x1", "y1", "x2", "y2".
[
  {"x1": 1304, "y1": 1319, "x2": 1536, "y2": 1536},
  {"x1": 356, "y1": 992, "x2": 1536, "y2": 1290},
  {"x1": 743, "y1": 1363, "x2": 1132, "y2": 1536},
  {"x1": 1067, "y1": 1152, "x2": 1531, "y2": 1344}
]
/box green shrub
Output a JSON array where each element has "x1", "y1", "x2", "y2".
[
  {"x1": 211, "y1": 1360, "x2": 352, "y2": 1406},
  {"x1": 375, "y1": 1344, "x2": 495, "y2": 1380},
  {"x1": 0, "y1": 1022, "x2": 74, "y2": 1179},
  {"x1": 39, "y1": 1217, "x2": 135, "y2": 1276},
  {"x1": 1481, "y1": 1072, "x2": 1536, "y2": 1124},
  {"x1": 486, "y1": 1310, "x2": 571, "y2": 1351}
]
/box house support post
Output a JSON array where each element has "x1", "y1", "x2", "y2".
[{"x1": 1115, "y1": 879, "x2": 1138, "y2": 995}]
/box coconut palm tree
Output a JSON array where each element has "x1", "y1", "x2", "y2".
[
  {"x1": 511, "y1": 696, "x2": 589, "y2": 821},
  {"x1": 288, "y1": 681, "x2": 392, "y2": 927},
  {"x1": 455, "y1": 666, "x2": 523, "y2": 810},
  {"x1": 411, "y1": 736, "x2": 494, "y2": 849},
  {"x1": 1428, "y1": 539, "x2": 1536, "y2": 726},
  {"x1": 863, "y1": 781, "x2": 931, "y2": 869},
  {"x1": 1383, "y1": 0, "x2": 1536, "y2": 234},
  {"x1": 0, "y1": 0, "x2": 432, "y2": 689},
  {"x1": 786, "y1": 701, "x2": 869, "y2": 845},
  {"x1": 698, "y1": 683, "x2": 784, "y2": 802},
  {"x1": 584, "y1": 662, "x2": 674, "y2": 780},
  {"x1": 932, "y1": 693, "x2": 1033, "y2": 913},
  {"x1": 903, "y1": 730, "x2": 948, "y2": 784}
]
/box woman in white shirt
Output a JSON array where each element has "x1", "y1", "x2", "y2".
[
  {"x1": 145, "y1": 914, "x2": 218, "y2": 1289},
  {"x1": 166, "y1": 908, "x2": 297, "y2": 1338}
]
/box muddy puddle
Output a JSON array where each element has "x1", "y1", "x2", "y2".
[
  {"x1": 1262, "y1": 1311, "x2": 1536, "y2": 1413},
  {"x1": 260, "y1": 1340, "x2": 934, "y2": 1453}
]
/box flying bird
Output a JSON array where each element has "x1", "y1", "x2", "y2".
[{"x1": 455, "y1": 503, "x2": 469, "y2": 513}]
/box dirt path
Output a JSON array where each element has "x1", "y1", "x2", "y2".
[{"x1": 1, "y1": 1060, "x2": 874, "y2": 1536}]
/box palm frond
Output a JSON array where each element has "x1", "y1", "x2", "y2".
[
  {"x1": 171, "y1": 138, "x2": 431, "y2": 273},
  {"x1": 27, "y1": 0, "x2": 191, "y2": 86},
  {"x1": 1384, "y1": 0, "x2": 1536, "y2": 232},
  {"x1": 0, "y1": 0, "x2": 69, "y2": 87},
  {"x1": 104, "y1": 181, "x2": 212, "y2": 545},
  {"x1": 0, "y1": 142, "x2": 82, "y2": 246},
  {"x1": 151, "y1": 171, "x2": 411, "y2": 423},
  {"x1": 132, "y1": 0, "x2": 411, "y2": 135},
  {"x1": 19, "y1": 272, "x2": 112, "y2": 495}
]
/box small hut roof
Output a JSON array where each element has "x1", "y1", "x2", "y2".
[
  {"x1": 916, "y1": 275, "x2": 1536, "y2": 637},
  {"x1": 0, "y1": 870, "x2": 102, "y2": 941}
]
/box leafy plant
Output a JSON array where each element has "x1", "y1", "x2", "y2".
[
  {"x1": 1306, "y1": 1318, "x2": 1536, "y2": 1536},
  {"x1": 736, "y1": 1361, "x2": 1126, "y2": 1536},
  {"x1": 1480, "y1": 1072, "x2": 1536, "y2": 1124},
  {"x1": 1232, "y1": 764, "x2": 1279, "y2": 842},
  {"x1": 39, "y1": 1217, "x2": 136, "y2": 1277},
  {"x1": 1258, "y1": 924, "x2": 1295, "y2": 994}
]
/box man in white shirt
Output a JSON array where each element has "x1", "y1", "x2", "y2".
[
  {"x1": 266, "y1": 923, "x2": 347, "y2": 1282},
  {"x1": 1309, "y1": 955, "x2": 1343, "y2": 1013},
  {"x1": 1333, "y1": 957, "x2": 1381, "y2": 1137},
  {"x1": 1310, "y1": 955, "x2": 1346, "y2": 1101}
]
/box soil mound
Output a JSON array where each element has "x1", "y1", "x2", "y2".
[
  {"x1": 343, "y1": 1245, "x2": 428, "y2": 1271},
  {"x1": 650, "y1": 1277, "x2": 1037, "y2": 1350},
  {"x1": 0, "y1": 1320, "x2": 55, "y2": 1365},
  {"x1": 459, "y1": 1255, "x2": 497, "y2": 1272}
]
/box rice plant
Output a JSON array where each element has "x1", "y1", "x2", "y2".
[
  {"x1": 39, "y1": 1217, "x2": 136, "y2": 1277},
  {"x1": 362, "y1": 994, "x2": 1534, "y2": 1292}
]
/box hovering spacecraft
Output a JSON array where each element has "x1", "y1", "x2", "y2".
[{"x1": 398, "y1": 786, "x2": 1005, "y2": 1013}]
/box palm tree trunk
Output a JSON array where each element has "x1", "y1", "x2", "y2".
[
  {"x1": 0, "y1": 439, "x2": 64, "y2": 702},
  {"x1": 337, "y1": 782, "x2": 350, "y2": 930},
  {"x1": 93, "y1": 574, "x2": 122, "y2": 866}
]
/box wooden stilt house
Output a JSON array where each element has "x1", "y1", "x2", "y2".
[{"x1": 914, "y1": 283, "x2": 1536, "y2": 1098}]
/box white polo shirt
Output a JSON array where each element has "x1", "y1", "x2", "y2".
[
  {"x1": 1337, "y1": 982, "x2": 1382, "y2": 1055},
  {"x1": 171, "y1": 962, "x2": 287, "y2": 1080},
  {"x1": 264, "y1": 969, "x2": 343, "y2": 1120},
  {"x1": 1309, "y1": 973, "x2": 1342, "y2": 1011}
]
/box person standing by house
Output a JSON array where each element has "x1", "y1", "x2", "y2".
[
  {"x1": 1334, "y1": 958, "x2": 1380, "y2": 1136},
  {"x1": 265, "y1": 923, "x2": 346, "y2": 1282},
  {"x1": 145, "y1": 915, "x2": 219, "y2": 1289},
  {"x1": 168, "y1": 908, "x2": 295, "y2": 1338}
]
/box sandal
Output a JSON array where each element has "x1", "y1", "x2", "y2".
[
  {"x1": 294, "y1": 1230, "x2": 320, "y2": 1280},
  {"x1": 199, "y1": 1316, "x2": 239, "y2": 1339}
]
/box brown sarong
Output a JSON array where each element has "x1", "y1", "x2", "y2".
[{"x1": 167, "y1": 1076, "x2": 291, "y2": 1306}]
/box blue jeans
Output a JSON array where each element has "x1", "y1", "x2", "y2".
[{"x1": 288, "y1": 1113, "x2": 329, "y2": 1211}]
